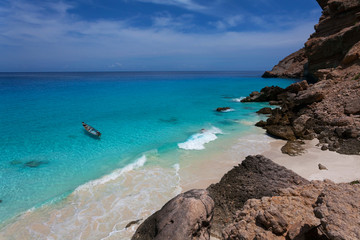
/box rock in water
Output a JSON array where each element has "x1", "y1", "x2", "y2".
[
  {"x1": 318, "y1": 163, "x2": 328, "y2": 170},
  {"x1": 132, "y1": 189, "x2": 214, "y2": 240},
  {"x1": 216, "y1": 107, "x2": 230, "y2": 112},
  {"x1": 256, "y1": 107, "x2": 272, "y2": 114},
  {"x1": 24, "y1": 161, "x2": 43, "y2": 168}
]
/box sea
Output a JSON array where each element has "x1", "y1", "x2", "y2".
[{"x1": 0, "y1": 72, "x2": 295, "y2": 239}]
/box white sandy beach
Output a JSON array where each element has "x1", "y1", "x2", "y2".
[
  {"x1": 180, "y1": 132, "x2": 360, "y2": 193},
  {"x1": 262, "y1": 139, "x2": 360, "y2": 183}
]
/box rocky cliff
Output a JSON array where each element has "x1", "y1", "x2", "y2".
[
  {"x1": 263, "y1": 0, "x2": 360, "y2": 82},
  {"x1": 244, "y1": 0, "x2": 360, "y2": 155}
]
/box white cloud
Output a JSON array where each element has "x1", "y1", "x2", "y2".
[
  {"x1": 0, "y1": 0, "x2": 317, "y2": 71},
  {"x1": 134, "y1": 0, "x2": 206, "y2": 11},
  {"x1": 210, "y1": 15, "x2": 244, "y2": 30}
]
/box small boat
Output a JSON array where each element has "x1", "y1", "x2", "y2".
[{"x1": 82, "y1": 122, "x2": 101, "y2": 137}]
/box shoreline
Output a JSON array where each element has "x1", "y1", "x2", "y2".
[
  {"x1": 1, "y1": 123, "x2": 358, "y2": 239},
  {"x1": 179, "y1": 130, "x2": 360, "y2": 195}
]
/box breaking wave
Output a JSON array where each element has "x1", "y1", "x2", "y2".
[{"x1": 178, "y1": 127, "x2": 222, "y2": 150}]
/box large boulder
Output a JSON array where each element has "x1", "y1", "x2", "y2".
[
  {"x1": 132, "y1": 189, "x2": 214, "y2": 240},
  {"x1": 265, "y1": 125, "x2": 296, "y2": 141},
  {"x1": 223, "y1": 181, "x2": 329, "y2": 240},
  {"x1": 207, "y1": 155, "x2": 308, "y2": 238}
]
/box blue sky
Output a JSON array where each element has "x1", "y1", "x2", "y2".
[{"x1": 0, "y1": 0, "x2": 321, "y2": 72}]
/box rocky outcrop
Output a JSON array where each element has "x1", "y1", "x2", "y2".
[
  {"x1": 263, "y1": 0, "x2": 360, "y2": 82},
  {"x1": 241, "y1": 86, "x2": 285, "y2": 102},
  {"x1": 262, "y1": 48, "x2": 307, "y2": 79},
  {"x1": 223, "y1": 180, "x2": 360, "y2": 240},
  {"x1": 223, "y1": 181, "x2": 328, "y2": 240},
  {"x1": 206, "y1": 155, "x2": 309, "y2": 238},
  {"x1": 256, "y1": 107, "x2": 272, "y2": 114},
  {"x1": 131, "y1": 189, "x2": 214, "y2": 240},
  {"x1": 243, "y1": 78, "x2": 360, "y2": 155}
]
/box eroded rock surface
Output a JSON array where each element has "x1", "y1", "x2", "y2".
[
  {"x1": 223, "y1": 181, "x2": 329, "y2": 240},
  {"x1": 314, "y1": 183, "x2": 360, "y2": 240},
  {"x1": 222, "y1": 180, "x2": 360, "y2": 240},
  {"x1": 263, "y1": 0, "x2": 360, "y2": 82},
  {"x1": 206, "y1": 155, "x2": 309, "y2": 238},
  {"x1": 262, "y1": 48, "x2": 307, "y2": 79},
  {"x1": 131, "y1": 189, "x2": 214, "y2": 240}
]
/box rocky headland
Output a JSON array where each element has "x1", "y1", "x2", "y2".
[
  {"x1": 244, "y1": 0, "x2": 360, "y2": 155},
  {"x1": 131, "y1": 0, "x2": 360, "y2": 239}
]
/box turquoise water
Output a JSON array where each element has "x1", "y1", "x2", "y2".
[{"x1": 0, "y1": 72, "x2": 294, "y2": 224}]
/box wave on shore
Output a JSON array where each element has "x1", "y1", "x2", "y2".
[
  {"x1": 178, "y1": 127, "x2": 222, "y2": 150},
  {"x1": 231, "y1": 97, "x2": 245, "y2": 102}
]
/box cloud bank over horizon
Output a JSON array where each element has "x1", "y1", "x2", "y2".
[{"x1": 0, "y1": 0, "x2": 321, "y2": 72}]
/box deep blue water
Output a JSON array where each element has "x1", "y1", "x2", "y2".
[{"x1": 0, "y1": 72, "x2": 295, "y2": 223}]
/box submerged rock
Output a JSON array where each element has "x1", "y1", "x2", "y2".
[
  {"x1": 132, "y1": 189, "x2": 214, "y2": 240},
  {"x1": 24, "y1": 160, "x2": 48, "y2": 168},
  {"x1": 216, "y1": 107, "x2": 231, "y2": 112},
  {"x1": 10, "y1": 160, "x2": 22, "y2": 165}
]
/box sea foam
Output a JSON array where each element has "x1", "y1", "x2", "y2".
[
  {"x1": 178, "y1": 127, "x2": 222, "y2": 150},
  {"x1": 231, "y1": 97, "x2": 245, "y2": 102},
  {"x1": 74, "y1": 155, "x2": 147, "y2": 192}
]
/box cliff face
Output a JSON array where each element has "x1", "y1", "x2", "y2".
[{"x1": 263, "y1": 0, "x2": 360, "y2": 82}]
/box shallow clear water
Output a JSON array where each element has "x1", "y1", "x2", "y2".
[{"x1": 0, "y1": 72, "x2": 295, "y2": 225}]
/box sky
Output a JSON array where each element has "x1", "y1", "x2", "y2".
[{"x1": 0, "y1": 0, "x2": 321, "y2": 72}]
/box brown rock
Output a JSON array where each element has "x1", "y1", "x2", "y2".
[
  {"x1": 241, "y1": 86, "x2": 285, "y2": 102},
  {"x1": 314, "y1": 183, "x2": 360, "y2": 240},
  {"x1": 342, "y1": 41, "x2": 360, "y2": 65},
  {"x1": 281, "y1": 140, "x2": 306, "y2": 156},
  {"x1": 318, "y1": 163, "x2": 328, "y2": 170},
  {"x1": 293, "y1": 89, "x2": 325, "y2": 106},
  {"x1": 263, "y1": 0, "x2": 360, "y2": 82},
  {"x1": 207, "y1": 155, "x2": 308, "y2": 238},
  {"x1": 262, "y1": 48, "x2": 307, "y2": 79},
  {"x1": 256, "y1": 107, "x2": 272, "y2": 114},
  {"x1": 132, "y1": 189, "x2": 214, "y2": 240},
  {"x1": 216, "y1": 107, "x2": 230, "y2": 112},
  {"x1": 284, "y1": 80, "x2": 309, "y2": 93},
  {"x1": 265, "y1": 125, "x2": 296, "y2": 141},
  {"x1": 223, "y1": 181, "x2": 329, "y2": 240}
]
